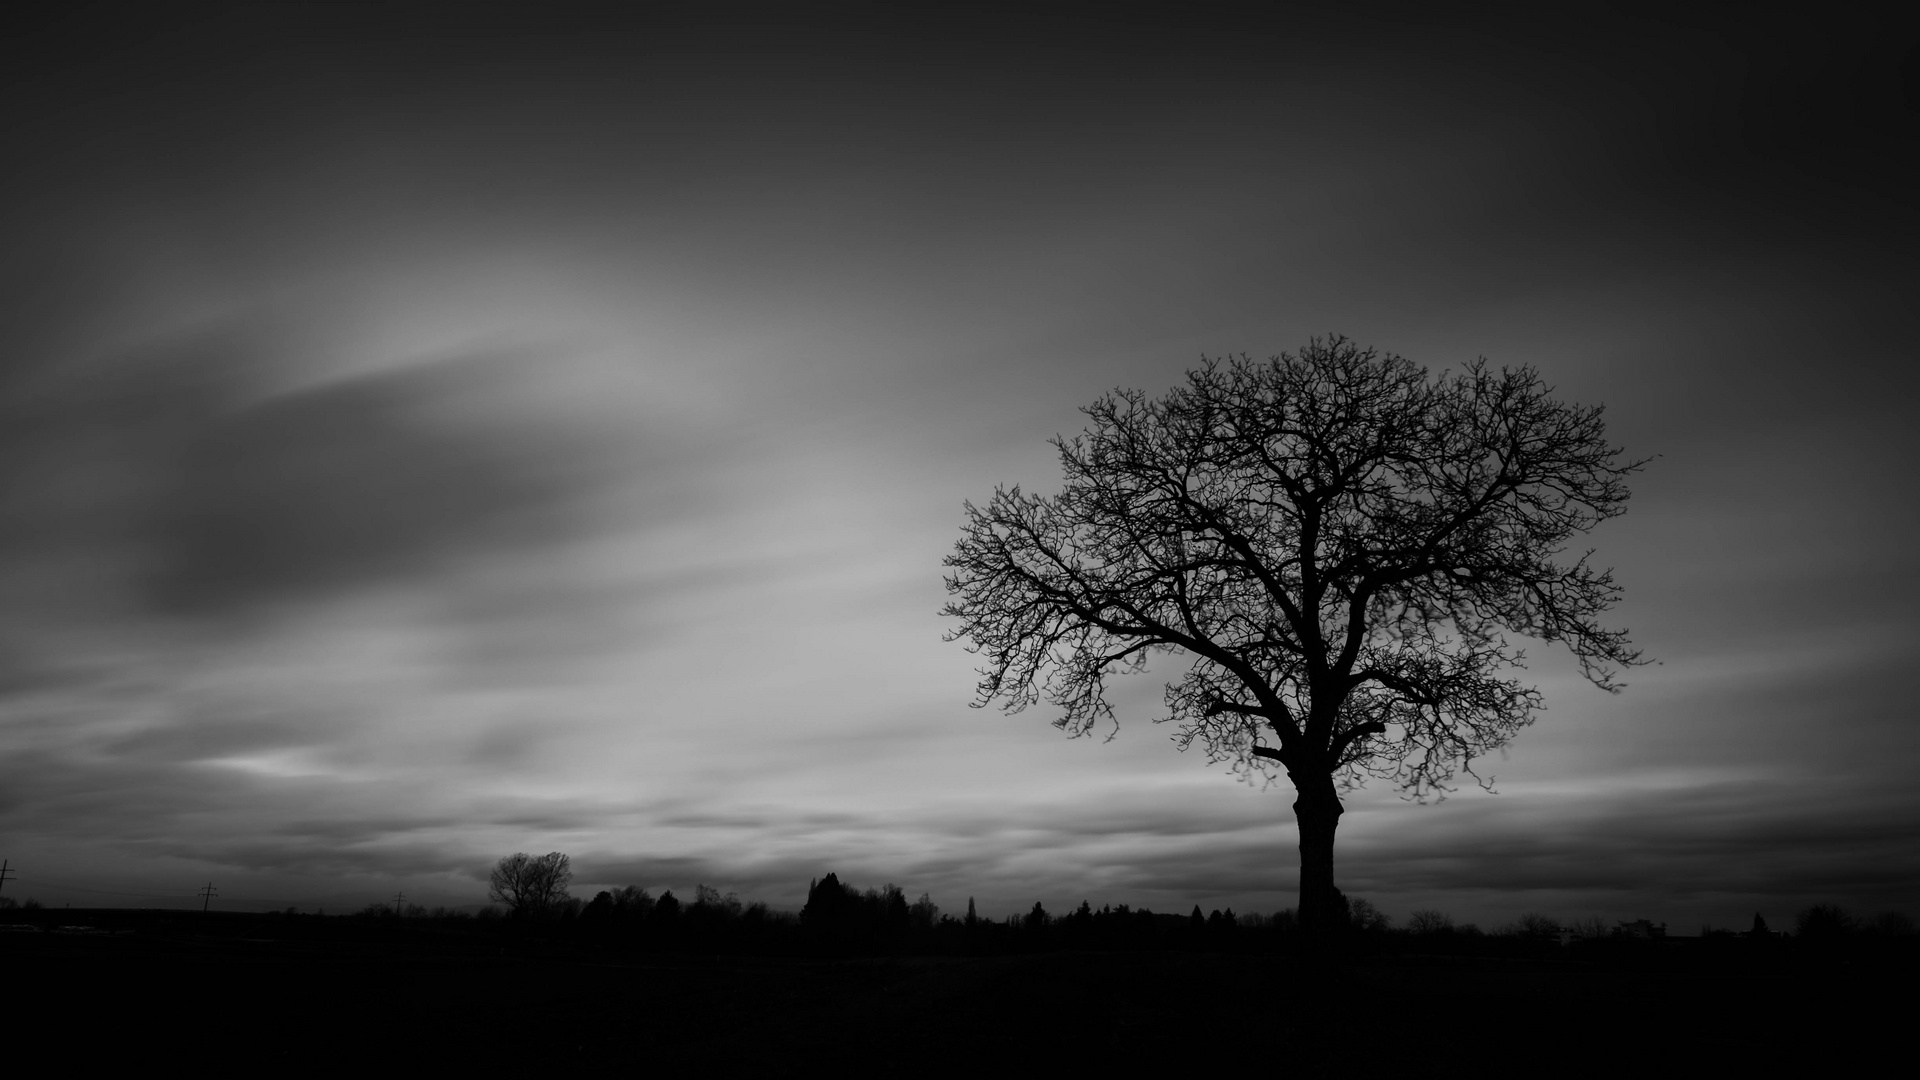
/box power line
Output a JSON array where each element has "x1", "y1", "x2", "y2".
[{"x1": 197, "y1": 882, "x2": 218, "y2": 913}]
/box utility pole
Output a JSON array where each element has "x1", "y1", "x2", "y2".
[
  {"x1": 198, "y1": 882, "x2": 217, "y2": 912},
  {"x1": 0, "y1": 859, "x2": 15, "y2": 901},
  {"x1": 392, "y1": 890, "x2": 406, "y2": 917}
]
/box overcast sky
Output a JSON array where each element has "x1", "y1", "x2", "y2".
[{"x1": 2, "y1": 5, "x2": 1915, "y2": 929}]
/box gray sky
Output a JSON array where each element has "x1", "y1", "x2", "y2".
[{"x1": 2, "y1": 5, "x2": 1916, "y2": 928}]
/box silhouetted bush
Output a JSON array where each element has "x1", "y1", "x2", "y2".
[
  {"x1": 1347, "y1": 897, "x2": 1392, "y2": 933},
  {"x1": 691, "y1": 883, "x2": 742, "y2": 920},
  {"x1": 611, "y1": 885, "x2": 654, "y2": 917},
  {"x1": 909, "y1": 893, "x2": 939, "y2": 931},
  {"x1": 797, "y1": 874, "x2": 923, "y2": 953},
  {"x1": 1259, "y1": 908, "x2": 1298, "y2": 935},
  {"x1": 1567, "y1": 915, "x2": 1610, "y2": 941},
  {"x1": 580, "y1": 890, "x2": 616, "y2": 925},
  {"x1": 1025, "y1": 902, "x2": 1051, "y2": 933},
  {"x1": 1863, "y1": 911, "x2": 1914, "y2": 937},
  {"x1": 353, "y1": 902, "x2": 431, "y2": 920},
  {"x1": 1509, "y1": 913, "x2": 1559, "y2": 939},
  {"x1": 1796, "y1": 904, "x2": 1855, "y2": 939}
]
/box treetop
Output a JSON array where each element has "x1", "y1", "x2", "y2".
[{"x1": 943, "y1": 337, "x2": 1647, "y2": 797}]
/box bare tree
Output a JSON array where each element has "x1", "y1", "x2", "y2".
[
  {"x1": 1506, "y1": 912, "x2": 1562, "y2": 939},
  {"x1": 1347, "y1": 896, "x2": 1392, "y2": 932},
  {"x1": 1567, "y1": 915, "x2": 1610, "y2": 941},
  {"x1": 943, "y1": 338, "x2": 1646, "y2": 933},
  {"x1": 487, "y1": 851, "x2": 574, "y2": 917}
]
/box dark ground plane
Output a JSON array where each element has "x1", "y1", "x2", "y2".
[{"x1": 6, "y1": 911, "x2": 1908, "y2": 1074}]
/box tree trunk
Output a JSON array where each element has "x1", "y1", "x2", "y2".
[{"x1": 1293, "y1": 772, "x2": 1347, "y2": 937}]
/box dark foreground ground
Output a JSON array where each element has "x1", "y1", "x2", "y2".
[{"x1": 6, "y1": 913, "x2": 1908, "y2": 1074}]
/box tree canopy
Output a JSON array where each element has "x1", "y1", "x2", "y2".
[
  {"x1": 942, "y1": 337, "x2": 1647, "y2": 929},
  {"x1": 487, "y1": 851, "x2": 574, "y2": 917}
]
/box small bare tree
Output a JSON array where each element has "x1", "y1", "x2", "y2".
[
  {"x1": 943, "y1": 338, "x2": 1646, "y2": 934},
  {"x1": 1347, "y1": 896, "x2": 1392, "y2": 932},
  {"x1": 487, "y1": 851, "x2": 573, "y2": 917},
  {"x1": 1509, "y1": 912, "x2": 1561, "y2": 938}
]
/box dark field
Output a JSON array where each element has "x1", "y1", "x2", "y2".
[{"x1": 6, "y1": 911, "x2": 1907, "y2": 1074}]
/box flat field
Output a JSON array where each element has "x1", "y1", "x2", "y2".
[{"x1": 4, "y1": 913, "x2": 1904, "y2": 1074}]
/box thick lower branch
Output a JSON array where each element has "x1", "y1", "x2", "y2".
[{"x1": 1330, "y1": 721, "x2": 1387, "y2": 761}]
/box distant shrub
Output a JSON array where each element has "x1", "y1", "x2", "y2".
[
  {"x1": 692, "y1": 884, "x2": 743, "y2": 921},
  {"x1": 909, "y1": 893, "x2": 940, "y2": 931},
  {"x1": 1864, "y1": 911, "x2": 1915, "y2": 936},
  {"x1": 1025, "y1": 902, "x2": 1051, "y2": 932},
  {"x1": 799, "y1": 874, "x2": 913, "y2": 945},
  {"x1": 1203, "y1": 908, "x2": 1240, "y2": 942},
  {"x1": 1347, "y1": 897, "x2": 1392, "y2": 932},
  {"x1": 1565, "y1": 915, "x2": 1609, "y2": 941},
  {"x1": 610, "y1": 885, "x2": 654, "y2": 917},
  {"x1": 1796, "y1": 904, "x2": 1856, "y2": 939},
  {"x1": 742, "y1": 901, "x2": 795, "y2": 927},
  {"x1": 1408, "y1": 909, "x2": 1453, "y2": 935},
  {"x1": 1505, "y1": 913, "x2": 1559, "y2": 939}
]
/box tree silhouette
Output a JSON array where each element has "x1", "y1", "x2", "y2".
[
  {"x1": 486, "y1": 851, "x2": 574, "y2": 918},
  {"x1": 1347, "y1": 897, "x2": 1392, "y2": 932},
  {"x1": 1025, "y1": 901, "x2": 1050, "y2": 932},
  {"x1": 909, "y1": 892, "x2": 940, "y2": 931},
  {"x1": 801, "y1": 873, "x2": 854, "y2": 930},
  {"x1": 944, "y1": 339, "x2": 1646, "y2": 933},
  {"x1": 1796, "y1": 904, "x2": 1855, "y2": 939}
]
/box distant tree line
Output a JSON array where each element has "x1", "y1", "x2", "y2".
[
  {"x1": 403, "y1": 855, "x2": 1914, "y2": 959},
  {"x1": 7, "y1": 859, "x2": 1908, "y2": 966}
]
